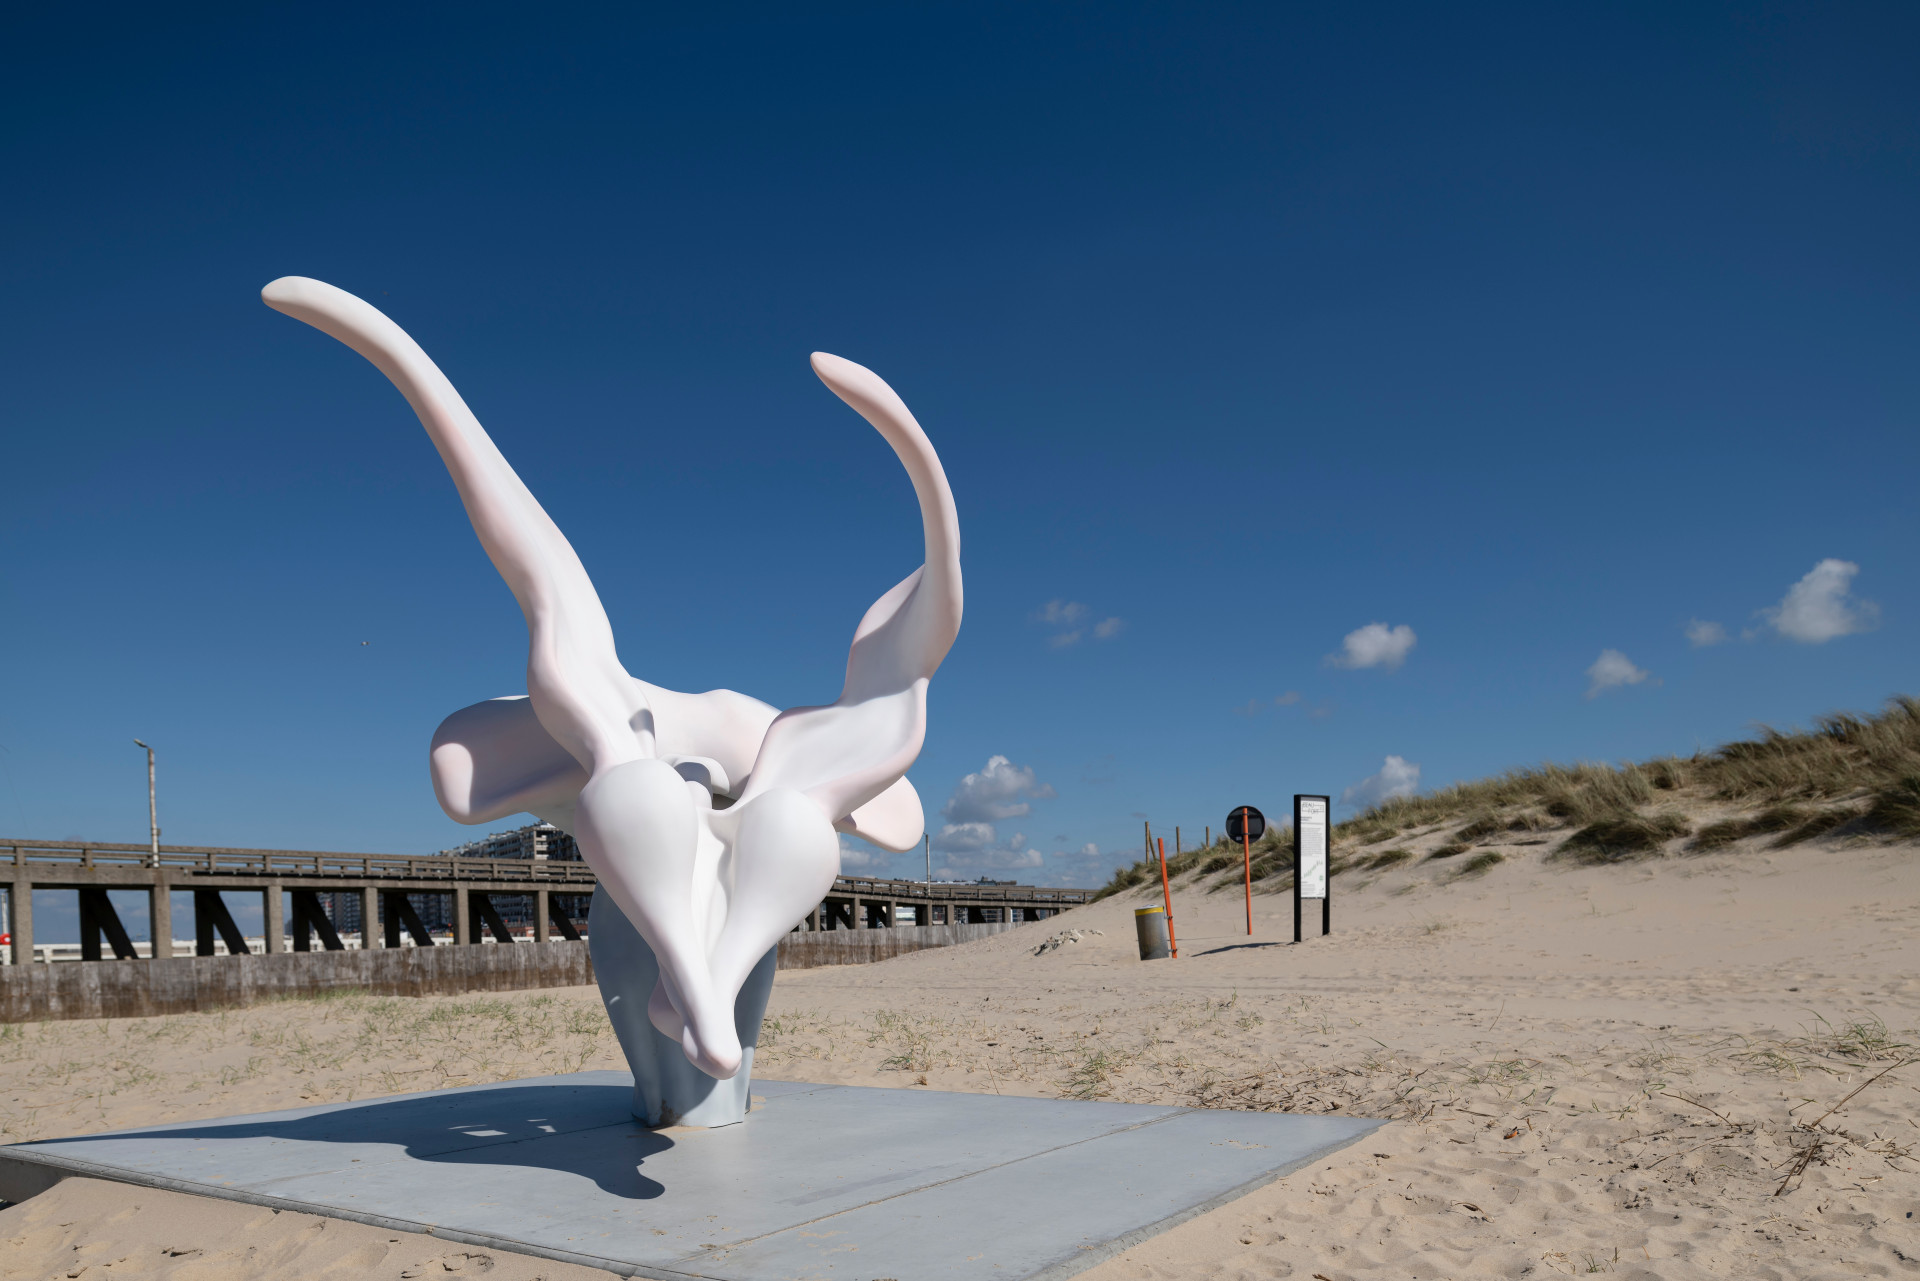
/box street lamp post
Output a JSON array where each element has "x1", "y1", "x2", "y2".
[{"x1": 132, "y1": 740, "x2": 159, "y2": 865}]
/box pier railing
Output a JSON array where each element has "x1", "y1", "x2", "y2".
[{"x1": 0, "y1": 839, "x2": 599, "y2": 885}]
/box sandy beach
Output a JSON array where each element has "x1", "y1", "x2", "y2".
[{"x1": 4, "y1": 829, "x2": 1917, "y2": 1279}]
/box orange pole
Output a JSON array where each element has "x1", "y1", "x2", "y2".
[
  {"x1": 1243, "y1": 825, "x2": 1253, "y2": 936},
  {"x1": 1156, "y1": 837, "x2": 1177, "y2": 958}
]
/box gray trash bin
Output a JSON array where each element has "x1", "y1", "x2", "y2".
[{"x1": 1134, "y1": 906, "x2": 1171, "y2": 960}]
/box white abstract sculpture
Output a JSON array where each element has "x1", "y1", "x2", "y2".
[{"x1": 265, "y1": 278, "x2": 961, "y2": 1106}]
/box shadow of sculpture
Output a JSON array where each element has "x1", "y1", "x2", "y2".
[{"x1": 31, "y1": 1079, "x2": 680, "y2": 1199}]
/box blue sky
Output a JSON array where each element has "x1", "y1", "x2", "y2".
[{"x1": 2, "y1": 2, "x2": 1916, "y2": 919}]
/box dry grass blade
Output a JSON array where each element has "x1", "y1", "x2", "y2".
[
  {"x1": 1865, "y1": 775, "x2": 1920, "y2": 836},
  {"x1": 1773, "y1": 1057, "x2": 1911, "y2": 1196},
  {"x1": 1659, "y1": 1091, "x2": 1744, "y2": 1128}
]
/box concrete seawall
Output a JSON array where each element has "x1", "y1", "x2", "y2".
[
  {"x1": 775, "y1": 921, "x2": 1020, "y2": 969},
  {"x1": 0, "y1": 923, "x2": 1028, "y2": 1021},
  {"x1": 0, "y1": 941, "x2": 596, "y2": 1022}
]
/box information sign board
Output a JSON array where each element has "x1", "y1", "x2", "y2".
[
  {"x1": 1297, "y1": 797, "x2": 1328, "y2": 897},
  {"x1": 1292, "y1": 794, "x2": 1332, "y2": 941}
]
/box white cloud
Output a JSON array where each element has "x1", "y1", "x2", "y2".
[
  {"x1": 838, "y1": 834, "x2": 892, "y2": 872},
  {"x1": 1037, "y1": 600, "x2": 1122, "y2": 648},
  {"x1": 1234, "y1": 691, "x2": 1306, "y2": 717},
  {"x1": 928, "y1": 821, "x2": 996, "y2": 852},
  {"x1": 1340, "y1": 755, "x2": 1421, "y2": 810},
  {"x1": 1763, "y1": 559, "x2": 1879, "y2": 644},
  {"x1": 1586, "y1": 648, "x2": 1650, "y2": 698},
  {"x1": 1039, "y1": 842, "x2": 1107, "y2": 886},
  {"x1": 941, "y1": 755, "x2": 1056, "y2": 824},
  {"x1": 1328, "y1": 622, "x2": 1417, "y2": 671},
  {"x1": 933, "y1": 830, "x2": 1043, "y2": 877},
  {"x1": 1685, "y1": 619, "x2": 1728, "y2": 648},
  {"x1": 928, "y1": 756, "x2": 1064, "y2": 877}
]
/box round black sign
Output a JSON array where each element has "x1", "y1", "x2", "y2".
[{"x1": 1225, "y1": 805, "x2": 1265, "y2": 843}]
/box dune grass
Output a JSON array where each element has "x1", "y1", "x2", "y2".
[{"x1": 1095, "y1": 695, "x2": 1920, "y2": 898}]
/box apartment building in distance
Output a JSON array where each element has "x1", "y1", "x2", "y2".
[{"x1": 320, "y1": 822, "x2": 586, "y2": 937}]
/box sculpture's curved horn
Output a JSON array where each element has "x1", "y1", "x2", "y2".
[
  {"x1": 264, "y1": 278, "x2": 739, "y2": 1078},
  {"x1": 260, "y1": 276, "x2": 647, "y2": 773},
  {"x1": 738, "y1": 355, "x2": 961, "y2": 815},
  {"x1": 710, "y1": 355, "x2": 962, "y2": 1007},
  {"x1": 809, "y1": 352, "x2": 963, "y2": 695}
]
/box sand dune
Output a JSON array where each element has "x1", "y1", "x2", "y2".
[{"x1": 4, "y1": 829, "x2": 1917, "y2": 1279}]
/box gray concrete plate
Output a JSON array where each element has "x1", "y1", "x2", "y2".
[{"x1": 0, "y1": 1072, "x2": 1383, "y2": 1279}]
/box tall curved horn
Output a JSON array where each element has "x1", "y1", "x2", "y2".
[
  {"x1": 737, "y1": 353, "x2": 964, "y2": 823},
  {"x1": 706, "y1": 355, "x2": 963, "y2": 1009},
  {"x1": 260, "y1": 276, "x2": 649, "y2": 774},
  {"x1": 265, "y1": 277, "x2": 743, "y2": 1076}
]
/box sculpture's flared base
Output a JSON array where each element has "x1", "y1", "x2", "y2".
[{"x1": 586, "y1": 885, "x2": 778, "y2": 1128}]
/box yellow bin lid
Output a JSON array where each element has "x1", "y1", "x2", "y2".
[{"x1": 1134, "y1": 906, "x2": 1164, "y2": 916}]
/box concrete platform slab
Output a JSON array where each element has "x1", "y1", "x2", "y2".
[{"x1": 0, "y1": 1072, "x2": 1383, "y2": 1280}]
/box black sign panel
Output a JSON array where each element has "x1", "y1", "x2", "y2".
[{"x1": 1225, "y1": 805, "x2": 1265, "y2": 844}]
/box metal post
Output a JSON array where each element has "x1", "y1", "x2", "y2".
[
  {"x1": 1292, "y1": 796, "x2": 1303, "y2": 945},
  {"x1": 924, "y1": 833, "x2": 930, "y2": 886},
  {"x1": 132, "y1": 739, "x2": 159, "y2": 866},
  {"x1": 1243, "y1": 827, "x2": 1253, "y2": 936},
  {"x1": 1156, "y1": 838, "x2": 1177, "y2": 959}
]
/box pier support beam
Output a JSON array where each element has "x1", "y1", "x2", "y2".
[
  {"x1": 149, "y1": 879, "x2": 172, "y2": 959},
  {"x1": 9, "y1": 880, "x2": 32, "y2": 965},
  {"x1": 195, "y1": 890, "x2": 251, "y2": 956},
  {"x1": 264, "y1": 883, "x2": 285, "y2": 955},
  {"x1": 384, "y1": 892, "x2": 435, "y2": 948},
  {"x1": 79, "y1": 889, "x2": 137, "y2": 961},
  {"x1": 290, "y1": 890, "x2": 345, "y2": 952},
  {"x1": 470, "y1": 893, "x2": 514, "y2": 944},
  {"x1": 546, "y1": 894, "x2": 581, "y2": 942}
]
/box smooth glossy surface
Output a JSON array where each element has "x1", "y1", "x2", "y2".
[{"x1": 265, "y1": 278, "x2": 963, "y2": 1085}]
